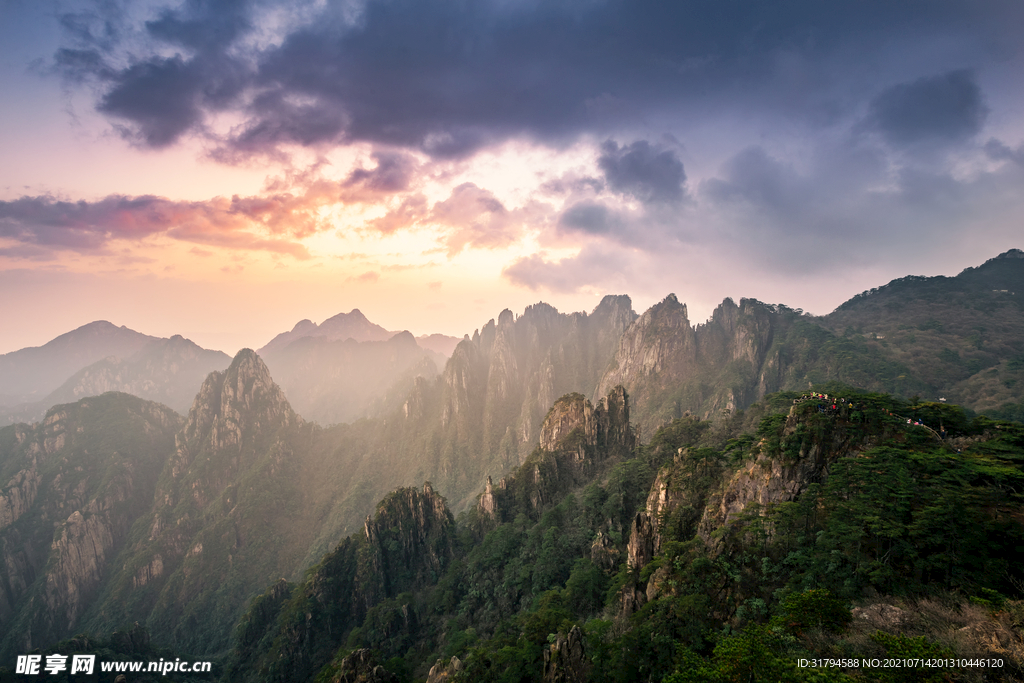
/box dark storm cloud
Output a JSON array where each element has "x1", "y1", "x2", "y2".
[
  {"x1": 57, "y1": 0, "x2": 252, "y2": 147},
  {"x1": 144, "y1": 0, "x2": 251, "y2": 52},
  {"x1": 863, "y1": 70, "x2": 988, "y2": 148},
  {"x1": 597, "y1": 140, "x2": 686, "y2": 203},
  {"x1": 97, "y1": 56, "x2": 207, "y2": 146},
  {"x1": 53, "y1": 0, "x2": 1023, "y2": 157}
]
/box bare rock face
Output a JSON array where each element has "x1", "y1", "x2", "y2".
[
  {"x1": 436, "y1": 296, "x2": 636, "y2": 510},
  {"x1": 626, "y1": 511, "x2": 657, "y2": 571},
  {"x1": 539, "y1": 387, "x2": 636, "y2": 456},
  {"x1": 597, "y1": 294, "x2": 697, "y2": 402},
  {"x1": 325, "y1": 649, "x2": 397, "y2": 683},
  {"x1": 426, "y1": 656, "x2": 464, "y2": 683},
  {"x1": 700, "y1": 405, "x2": 861, "y2": 536},
  {"x1": 590, "y1": 531, "x2": 619, "y2": 571},
  {"x1": 540, "y1": 393, "x2": 597, "y2": 452},
  {"x1": 851, "y1": 604, "x2": 908, "y2": 630},
  {"x1": 543, "y1": 625, "x2": 589, "y2": 683},
  {"x1": 617, "y1": 583, "x2": 647, "y2": 619},
  {"x1": 479, "y1": 476, "x2": 498, "y2": 517},
  {"x1": 596, "y1": 295, "x2": 786, "y2": 432},
  {"x1": 0, "y1": 466, "x2": 41, "y2": 530}
]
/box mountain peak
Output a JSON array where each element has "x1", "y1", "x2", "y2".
[
  {"x1": 183, "y1": 349, "x2": 296, "y2": 449},
  {"x1": 290, "y1": 319, "x2": 317, "y2": 334}
]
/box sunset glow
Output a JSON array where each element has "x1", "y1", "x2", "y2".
[{"x1": 2, "y1": 0, "x2": 1023, "y2": 353}]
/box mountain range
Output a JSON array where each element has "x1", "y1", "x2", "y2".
[
  {"x1": 0, "y1": 311, "x2": 463, "y2": 429},
  {"x1": 1, "y1": 249, "x2": 1022, "y2": 680}
]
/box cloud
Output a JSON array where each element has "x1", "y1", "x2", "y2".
[
  {"x1": 503, "y1": 246, "x2": 629, "y2": 293},
  {"x1": 97, "y1": 56, "x2": 208, "y2": 147},
  {"x1": 428, "y1": 183, "x2": 540, "y2": 254},
  {"x1": 341, "y1": 151, "x2": 420, "y2": 200},
  {"x1": 53, "y1": 0, "x2": 1022, "y2": 159},
  {"x1": 862, "y1": 70, "x2": 988, "y2": 148},
  {"x1": 369, "y1": 194, "x2": 429, "y2": 234},
  {"x1": 985, "y1": 139, "x2": 1024, "y2": 165},
  {"x1": 597, "y1": 140, "x2": 686, "y2": 203},
  {"x1": 0, "y1": 191, "x2": 323, "y2": 259},
  {"x1": 702, "y1": 146, "x2": 801, "y2": 212}
]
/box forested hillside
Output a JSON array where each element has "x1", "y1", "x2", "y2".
[{"x1": 228, "y1": 386, "x2": 1024, "y2": 682}]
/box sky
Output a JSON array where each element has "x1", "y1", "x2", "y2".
[{"x1": 1, "y1": 0, "x2": 1023, "y2": 355}]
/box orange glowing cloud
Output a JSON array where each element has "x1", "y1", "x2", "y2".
[{"x1": 0, "y1": 189, "x2": 334, "y2": 259}]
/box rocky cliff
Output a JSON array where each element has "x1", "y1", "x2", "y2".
[
  {"x1": 597, "y1": 295, "x2": 785, "y2": 432},
  {"x1": 0, "y1": 394, "x2": 180, "y2": 659},
  {"x1": 477, "y1": 387, "x2": 636, "y2": 523},
  {"x1": 595, "y1": 293, "x2": 923, "y2": 437},
  {"x1": 433, "y1": 295, "x2": 636, "y2": 509}
]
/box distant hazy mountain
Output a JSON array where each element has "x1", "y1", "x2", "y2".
[
  {"x1": 0, "y1": 331, "x2": 230, "y2": 427},
  {"x1": 259, "y1": 308, "x2": 462, "y2": 358},
  {"x1": 259, "y1": 309, "x2": 394, "y2": 355},
  {"x1": 257, "y1": 310, "x2": 462, "y2": 425},
  {"x1": 0, "y1": 321, "x2": 157, "y2": 405},
  {"x1": 261, "y1": 331, "x2": 445, "y2": 426},
  {"x1": 415, "y1": 332, "x2": 464, "y2": 357}
]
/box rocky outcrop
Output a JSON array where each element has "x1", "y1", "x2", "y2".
[
  {"x1": 626, "y1": 512, "x2": 657, "y2": 571},
  {"x1": 701, "y1": 405, "x2": 858, "y2": 535},
  {"x1": 225, "y1": 483, "x2": 457, "y2": 683},
  {"x1": 596, "y1": 296, "x2": 792, "y2": 433},
  {"x1": 426, "y1": 656, "x2": 464, "y2": 683},
  {"x1": 325, "y1": 649, "x2": 397, "y2": 683},
  {"x1": 543, "y1": 625, "x2": 589, "y2": 683},
  {"x1": 539, "y1": 387, "x2": 635, "y2": 456},
  {"x1": 435, "y1": 296, "x2": 636, "y2": 510},
  {"x1": 477, "y1": 388, "x2": 636, "y2": 522},
  {"x1": 364, "y1": 483, "x2": 455, "y2": 593},
  {"x1": 0, "y1": 466, "x2": 41, "y2": 530},
  {"x1": 159, "y1": 349, "x2": 299, "y2": 507},
  {"x1": 86, "y1": 349, "x2": 314, "y2": 655},
  {"x1": 589, "y1": 531, "x2": 620, "y2": 571}
]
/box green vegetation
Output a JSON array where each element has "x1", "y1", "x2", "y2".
[{"x1": 225, "y1": 385, "x2": 1024, "y2": 683}]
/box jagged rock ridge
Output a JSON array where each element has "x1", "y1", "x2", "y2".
[{"x1": 433, "y1": 295, "x2": 637, "y2": 508}]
